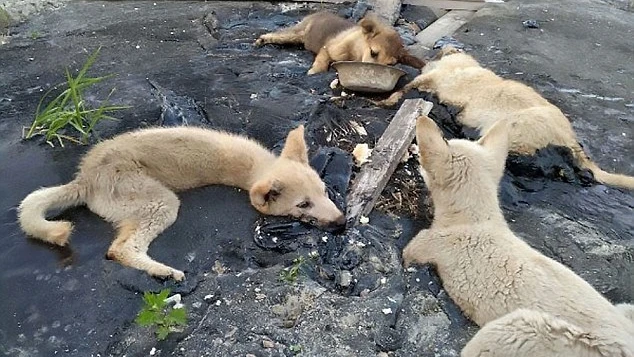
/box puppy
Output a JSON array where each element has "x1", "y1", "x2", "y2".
[
  {"x1": 18, "y1": 126, "x2": 345, "y2": 280},
  {"x1": 381, "y1": 47, "x2": 634, "y2": 189},
  {"x1": 255, "y1": 11, "x2": 425, "y2": 74},
  {"x1": 403, "y1": 115, "x2": 634, "y2": 356}
]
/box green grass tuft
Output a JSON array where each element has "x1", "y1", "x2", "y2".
[
  {"x1": 23, "y1": 46, "x2": 129, "y2": 147},
  {"x1": 279, "y1": 256, "x2": 307, "y2": 284},
  {"x1": 135, "y1": 289, "x2": 188, "y2": 341}
]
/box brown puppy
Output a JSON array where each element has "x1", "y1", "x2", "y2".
[
  {"x1": 255, "y1": 11, "x2": 425, "y2": 74},
  {"x1": 18, "y1": 126, "x2": 345, "y2": 281},
  {"x1": 381, "y1": 47, "x2": 634, "y2": 189}
]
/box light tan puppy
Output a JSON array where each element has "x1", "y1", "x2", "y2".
[
  {"x1": 403, "y1": 115, "x2": 634, "y2": 356},
  {"x1": 18, "y1": 126, "x2": 345, "y2": 281},
  {"x1": 381, "y1": 47, "x2": 634, "y2": 189},
  {"x1": 254, "y1": 11, "x2": 425, "y2": 74}
]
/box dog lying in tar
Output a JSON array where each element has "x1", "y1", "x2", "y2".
[
  {"x1": 404, "y1": 115, "x2": 634, "y2": 356},
  {"x1": 18, "y1": 126, "x2": 345, "y2": 281},
  {"x1": 381, "y1": 46, "x2": 634, "y2": 189},
  {"x1": 255, "y1": 11, "x2": 425, "y2": 75}
]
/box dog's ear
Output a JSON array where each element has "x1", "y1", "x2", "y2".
[
  {"x1": 477, "y1": 120, "x2": 510, "y2": 163},
  {"x1": 359, "y1": 16, "x2": 379, "y2": 36},
  {"x1": 280, "y1": 125, "x2": 309, "y2": 164},
  {"x1": 249, "y1": 179, "x2": 283, "y2": 211},
  {"x1": 416, "y1": 115, "x2": 450, "y2": 170},
  {"x1": 399, "y1": 52, "x2": 426, "y2": 69}
]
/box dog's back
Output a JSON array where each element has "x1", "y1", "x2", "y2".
[
  {"x1": 404, "y1": 116, "x2": 634, "y2": 356},
  {"x1": 301, "y1": 12, "x2": 355, "y2": 53}
]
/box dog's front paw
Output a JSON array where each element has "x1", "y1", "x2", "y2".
[
  {"x1": 171, "y1": 269, "x2": 186, "y2": 282},
  {"x1": 254, "y1": 37, "x2": 266, "y2": 47},
  {"x1": 377, "y1": 92, "x2": 403, "y2": 107}
]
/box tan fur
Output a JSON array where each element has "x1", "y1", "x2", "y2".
[
  {"x1": 381, "y1": 47, "x2": 634, "y2": 189},
  {"x1": 403, "y1": 115, "x2": 634, "y2": 356},
  {"x1": 18, "y1": 126, "x2": 345, "y2": 281},
  {"x1": 254, "y1": 12, "x2": 425, "y2": 74}
]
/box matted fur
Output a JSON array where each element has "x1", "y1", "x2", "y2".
[
  {"x1": 254, "y1": 11, "x2": 425, "y2": 74},
  {"x1": 18, "y1": 126, "x2": 345, "y2": 281},
  {"x1": 381, "y1": 47, "x2": 634, "y2": 189},
  {"x1": 403, "y1": 115, "x2": 634, "y2": 356}
]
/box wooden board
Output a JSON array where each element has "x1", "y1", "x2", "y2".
[
  {"x1": 403, "y1": 0, "x2": 486, "y2": 10},
  {"x1": 346, "y1": 99, "x2": 433, "y2": 225},
  {"x1": 414, "y1": 9, "x2": 475, "y2": 49}
]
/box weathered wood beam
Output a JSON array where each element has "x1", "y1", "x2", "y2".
[
  {"x1": 414, "y1": 9, "x2": 475, "y2": 49},
  {"x1": 403, "y1": 0, "x2": 486, "y2": 11},
  {"x1": 346, "y1": 99, "x2": 433, "y2": 225}
]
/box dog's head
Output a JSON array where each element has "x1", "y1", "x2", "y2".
[
  {"x1": 249, "y1": 126, "x2": 345, "y2": 231},
  {"x1": 415, "y1": 115, "x2": 509, "y2": 208},
  {"x1": 422, "y1": 46, "x2": 478, "y2": 74},
  {"x1": 358, "y1": 16, "x2": 426, "y2": 69}
]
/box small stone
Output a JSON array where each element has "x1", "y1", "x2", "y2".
[
  {"x1": 359, "y1": 216, "x2": 370, "y2": 224},
  {"x1": 262, "y1": 339, "x2": 275, "y2": 348},
  {"x1": 339, "y1": 270, "x2": 353, "y2": 287},
  {"x1": 522, "y1": 19, "x2": 539, "y2": 28},
  {"x1": 381, "y1": 308, "x2": 392, "y2": 315}
]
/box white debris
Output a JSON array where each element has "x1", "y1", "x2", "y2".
[
  {"x1": 359, "y1": 216, "x2": 370, "y2": 225},
  {"x1": 164, "y1": 294, "x2": 181, "y2": 305},
  {"x1": 339, "y1": 271, "x2": 353, "y2": 287},
  {"x1": 341, "y1": 91, "x2": 348, "y2": 97},
  {"x1": 380, "y1": 277, "x2": 387, "y2": 285},
  {"x1": 322, "y1": 235, "x2": 329, "y2": 243},
  {"x1": 203, "y1": 294, "x2": 214, "y2": 301},
  {"x1": 381, "y1": 308, "x2": 393, "y2": 315},
  {"x1": 173, "y1": 302, "x2": 185, "y2": 309},
  {"x1": 149, "y1": 347, "x2": 157, "y2": 356},
  {"x1": 250, "y1": 93, "x2": 258, "y2": 99},
  {"x1": 349, "y1": 121, "x2": 367, "y2": 136},
  {"x1": 329, "y1": 78, "x2": 339, "y2": 89},
  {"x1": 352, "y1": 143, "x2": 372, "y2": 165}
]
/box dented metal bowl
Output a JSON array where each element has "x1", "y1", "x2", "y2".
[{"x1": 331, "y1": 61, "x2": 406, "y2": 93}]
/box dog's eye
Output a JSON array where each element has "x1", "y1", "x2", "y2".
[
  {"x1": 297, "y1": 201, "x2": 312, "y2": 209},
  {"x1": 370, "y1": 50, "x2": 379, "y2": 58}
]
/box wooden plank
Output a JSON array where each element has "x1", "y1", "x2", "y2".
[
  {"x1": 403, "y1": 0, "x2": 485, "y2": 10},
  {"x1": 346, "y1": 99, "x2": 433, "y2": 225},
  {"x1": 365, "y1": 0, "x2": 403, "y2": 25},
  {"x1": 281, "y1": 0, "x2": 349, "y2": 3},
  {"x1": 414, "y1": 9, "x2": 475, "y2": 49}
]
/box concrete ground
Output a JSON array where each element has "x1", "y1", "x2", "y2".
[{"x1": 0, "y1": 1, "x2": 632, "y2": 356}]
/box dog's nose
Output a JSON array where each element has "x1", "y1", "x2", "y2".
[{"x1": 323, "y1": 214, "x2": 346, "y2": 233}]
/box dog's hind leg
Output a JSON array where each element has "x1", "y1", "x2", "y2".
[
  {"x1": 461, "y1": 309, "x2": 628, "y2": 357},
  {"x1": 255, "y1": 23, "x2": 305, "y2": 47},
  {"x1": 89, "y1": 175, "x2": 184, "y2": 280}
]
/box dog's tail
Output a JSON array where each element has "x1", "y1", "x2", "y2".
[
  {"x1": 18, "y1": 180, "x2": 87, "y2": 246},
  {"x1": 571, "y1": 144, "x2": 634, "y2": 189}
]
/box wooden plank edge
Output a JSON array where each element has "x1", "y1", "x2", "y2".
[{"x1": 346, "y1": 99, "x2": 433, "y2": 226}]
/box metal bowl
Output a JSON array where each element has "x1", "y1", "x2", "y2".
[{"x1": 331, "y1": 61, "x2": 406, "y2": 93}]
